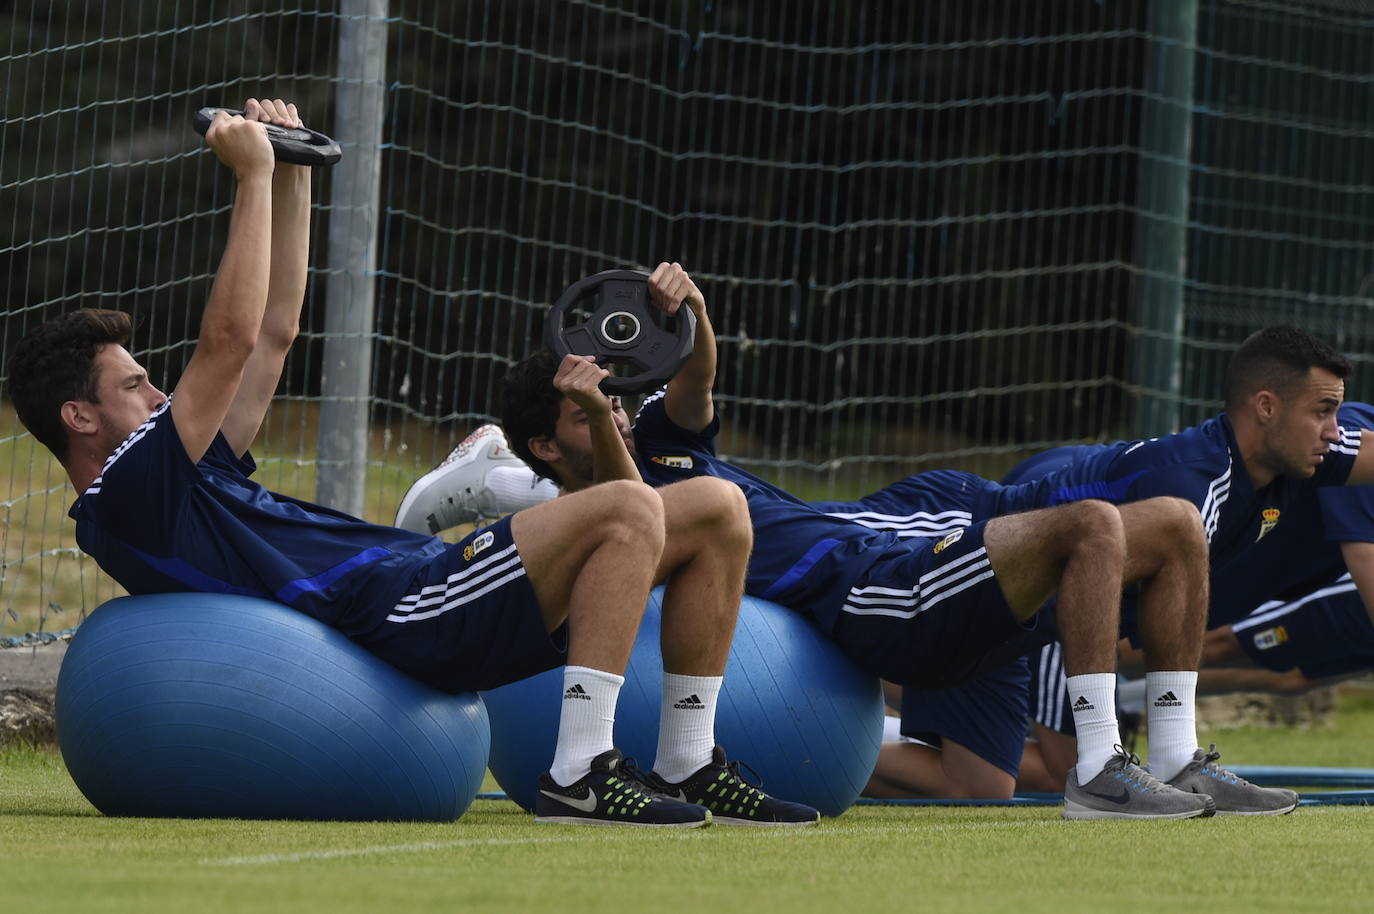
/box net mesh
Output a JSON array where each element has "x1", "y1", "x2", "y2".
[{"x1": 3, "y1": 0, "x2": 1373, "y2": 636}]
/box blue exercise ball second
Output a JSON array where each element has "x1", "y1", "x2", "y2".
[
  {"x1": 482, "y1": 590, "x2": 884, "y2": 817},
  {"x1": 56, "y1": 593, "x2": 490, "y2": 821}
]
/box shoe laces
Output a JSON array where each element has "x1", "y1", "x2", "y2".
[
  {"x1": 1108, "y1": 745, "x2": 1169, "y2": 794},
  {"x1": 608, "y1": 756, "x2": 663, "y2": 800},
  {"x1": 1195, "y1": 744, "x2": 1248, "y2": 787},
  {"x1": 718, "y1": 757, "x2": 767, "y2": 798}
]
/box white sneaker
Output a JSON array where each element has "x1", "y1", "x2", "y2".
[{"x1": 394, "y1": 425, "x2": 521, "y2": 533}]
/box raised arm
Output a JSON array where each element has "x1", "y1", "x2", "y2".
[
  {"x1": 554, "y1": 355, "x2": 641, "y2": 485},
  {"x1": 169, "y1": 106, "x2": 276, "y2": 464},
  {"x1": 650, "y1": 262, "x2": 716, "y2": 434},
  {"x1": 221, "y1": 99, "x2": 313, "y2": 456}
]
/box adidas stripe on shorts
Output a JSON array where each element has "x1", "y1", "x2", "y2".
[
  {"x1": 365, "y1": 515, "x2": 566, "y2": 693},
  {"x1": 828, "y1": 519, "x2": 1026, "y2": 689}
]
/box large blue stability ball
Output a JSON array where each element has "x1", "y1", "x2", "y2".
[
  {"x1": 56, "y1": 593, "x2": 490, "y2": 821},
  {"x1": 483, "y1": 590, "x2": 884, "y2": 817}
]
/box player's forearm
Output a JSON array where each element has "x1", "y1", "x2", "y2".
[
  {"x1": 665, "y1": 302, "x2": 717, "y2": 432},
  {"x1": 589, "y1": 416, "x2": 640, "y2": 485},
  {"x1": 199, "y1": 173, "x2": 274, "y2": 360},
  {"x1": 1339, "y1": 540, "x2": 1374, "y2": 629},
  {"x1": 259, "y1": 165, "x2": 312, "y2": 351}
]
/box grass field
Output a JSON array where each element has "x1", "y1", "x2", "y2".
[{"x1": 3, "y1": 690, "x2": 1373, "y2": 914}]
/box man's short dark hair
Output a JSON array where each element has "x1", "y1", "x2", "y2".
[
  {"x1": 5, "y1": 309, "x2": 133, "y2": 463},
  {"x1": 1223, "y1": 325, "x2": 1352, "y2": 411},
  {"x1": 500, "y1": 349, "x2": 565, "y2": 482}
]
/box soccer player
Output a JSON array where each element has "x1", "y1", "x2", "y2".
[
  {"x1": 414, "y1": 263, "x2": 1255, "y2": 819},
  {"x1": 1021, "y1": 409, "x2": 1374, "y2": 791},
  {"x1": 4, "y1": 102, "x2": 819, "y2": 828},
  {"x1": 887, "y1": 336, "x2": 1373, "y2": 809}
]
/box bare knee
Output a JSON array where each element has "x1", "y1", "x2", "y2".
[
  {"x1": 588, "y1": 480, "x2": 666, "y2": 554},
  {"x1": 1061, "y1": 499, "x2": 1126, "y2": 564},
  {"x1": 1132, "y1": 496, "x2": 1206, "y2": 551},
  {"x1": 1120, "y1": 496, "x2": 1206, "y2": 580},
  {"x1": 1154, "y1": 496, "x2": 1206, "y2": 546},
  {"x1": 665, "y1": 476, "x2": 752, "y2": 550}
]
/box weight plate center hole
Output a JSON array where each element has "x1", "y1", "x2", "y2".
[{"x1": 601, "y1": 311, "x2": 642, "y2": 345}]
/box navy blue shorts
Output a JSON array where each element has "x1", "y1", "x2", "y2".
[
  {"x1": 828, "y1": 520, "x2": 1026, "y2": 688},
  {"x1": 1231, "y1": 575, "x2": 1374, "y2": 679},
  {"x1": 364, "y1": 516, "x2": 566, "y2": 693},
  {"x1": 898, "y1": 656, "x2": 1031, "y2": 777}
]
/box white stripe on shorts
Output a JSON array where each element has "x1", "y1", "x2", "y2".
[
  {"x1": 842, "y1": 547, "x2": 993, "y2": 619},
  {"x1": 387, "y1": 543, "x2": 528, "y2": 623},
  {"x1": 1230, "y1": 573, "x2": 1356, "y2": 634}
]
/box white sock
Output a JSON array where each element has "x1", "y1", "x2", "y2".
[
  {"x1": 652, "y1": 672, "x2": 722, "y2": 784},
  {"x1": 548, "y1": 665, "x2": 624, "y2": 787},
  {"x1": 1144, "y1": 670, "x2": 1199, "y2": 781},
  {"x1": 487, "y1": 465, "x2": 560, "y2": 511},
  {"x1": 1065, "y1": 672, "x2": 1122, "y2": 784}
]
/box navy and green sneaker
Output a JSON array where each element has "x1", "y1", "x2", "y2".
[
  {"x1": 535, "y1": 749, "x2": 711, "y2": 827},
  {"x1": 644, "y1": 746, "x2": 821, "y2": 827}
]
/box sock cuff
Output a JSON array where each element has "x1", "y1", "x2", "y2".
[
  {"x1": 1145, "y1": 670, "x2": 1198, "y2": 692},
  {"x1": 1065, "y1": 672, "x2": 1117, "y2": 692},
  {"x1": 663, "y1": 672, "x2": 724, "y2": 692},
  {"x1": 564, "y1": 665, "x2": 626, "y2": 689}
]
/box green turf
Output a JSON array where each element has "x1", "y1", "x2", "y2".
[{"x1": 4, "y1": 696, "x2": 1374, "y2": 914}]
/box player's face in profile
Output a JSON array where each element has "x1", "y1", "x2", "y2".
[
  {"x1": 1266, "y1": 367, "x2": 1344, "y2": 478},
  {"x1": 88, "y1": 345, "x2": 168, "y2": 452},
  {"x1": 551, "y1": 394, "x2": 635, "y2": 484}
]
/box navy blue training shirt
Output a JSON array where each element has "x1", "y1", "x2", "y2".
[
  {"x1": 70, "y1": 401, "x2": 448, "y2": 639},
  {"x1": 992, "y1": 412, "x2": 1361, "y2": 569},
  {"x1": 632, "y1": 390, "x2": 912, "y2": 630}
]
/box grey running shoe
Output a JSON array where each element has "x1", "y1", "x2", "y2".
[
  {"x1": 1063, "y1": 749, "x2": 1216, "y2": 820},
  {"x1": 394, "y1": 424, "x2": 515, "y2": 534},
  {"x1": 1166, "y1": 744, "x2": 1299, "y2": 816}
]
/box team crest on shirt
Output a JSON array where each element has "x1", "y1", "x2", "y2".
[
  {"x1": 1252, "y1": 625, "x2": 1288, "y2": 651},
  {"x1": 651, "y1": 455, "x2": 694, "y2": 469},
  {"x1": 1256, "y1": 508, "x2": 1281, "y2": 541},
  {"x1": 463, "y1": 530, "x2": 495, "y2": 561},
  {"x1": 933, "y1": 529, "x2": 964, "y2": 554}
]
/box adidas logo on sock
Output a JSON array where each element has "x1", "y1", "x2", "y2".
[
  {"x1": 564, "y1": 684, "x2": 592, "y2": 701},
  {"x1": 1072, "y1": 695, "x2": 1095, "y2": 712},
  {"x1": 1153, "y1": 690, "x2": 1183, "y2": 708},
  {"x1": 673, "y1": 693, "x2": 705, "y2": 710}
]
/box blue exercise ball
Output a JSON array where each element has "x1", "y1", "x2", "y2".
[
  {"x1": 56, "y1": 593, "x2": 490, "y2": 821},
  {"x1": 482, "y1": 589, "x2": 884, "y2": 817}
]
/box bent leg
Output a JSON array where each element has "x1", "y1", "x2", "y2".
[
  {"x1": 1118, "y1": 496, "x2": 1208, "y2": 672},
  {"x1": 1115, "y1": 497, "x2": 1208, "y2": 780},
  {"x1": 652, "y1": 477, "x2": 752, "y2": 676},
  {"x1": 982, "y1": 500, "x2": 1126, "y2": 676},
  {"x1": 511, "y1": 479, "x2": 665, "y2": 673}
]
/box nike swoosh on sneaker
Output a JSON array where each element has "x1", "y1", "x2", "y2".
[
  {"x1": 663, "y1": 789, "x2": 689, "y2": 804},
  {"x1": 541, "y1": 789, "x2": 599, "y2": 813},
  {"x1": 1086, "y1": 788, "x2": 1131, "y2": 805}
]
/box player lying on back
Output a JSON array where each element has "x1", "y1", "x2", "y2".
[
  {"x1": 6, "y1": 106, "x2": 817, "y2": 829},
  {"x1": 401, "y1": 263, "x2": 1280, "y2": 820}
]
